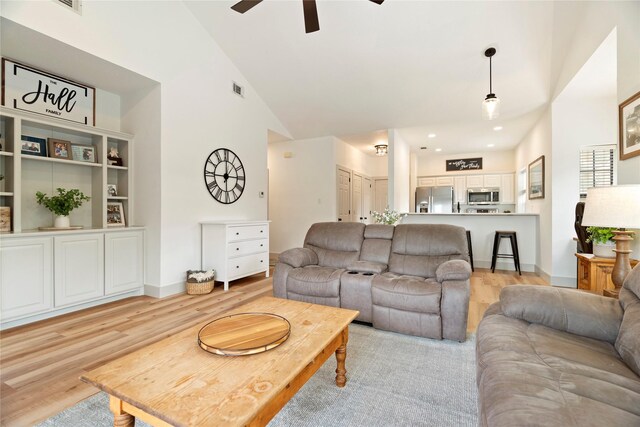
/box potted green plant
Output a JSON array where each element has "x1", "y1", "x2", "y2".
[
  {"x1": 586, "y1": 226, "x2": 616, "y2": 258},
  {"x1": 36, "y1": 188, "x2": 90, "y2": 228}
]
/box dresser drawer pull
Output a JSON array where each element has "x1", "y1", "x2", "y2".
[
  {"x1": 236, "y1": 232, "x2": 239, "y2": 236},
  {"x1": 260, "y1": 230, "x2": 263, "y2": 233},
  {"x1": 236, "y1": 248, "x2": 239, "y2": 251},
  {"x1": 260, "y1": 244, "x2": 263, "y2": 247},
  {"x1": 236, "y1": 266, "x2": 240, "y2": 269}
]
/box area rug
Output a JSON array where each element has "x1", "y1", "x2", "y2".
[{"x1": 38, "y1": 324, "x2": 477, "y2": 426}]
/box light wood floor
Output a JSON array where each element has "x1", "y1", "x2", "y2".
[{"x1": 0, "y1": 268, "x2": 546, "y2": 426}]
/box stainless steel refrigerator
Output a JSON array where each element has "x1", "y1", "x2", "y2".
[{"x1": 415, "y1": 186, "x2": 454, "y2": 213}]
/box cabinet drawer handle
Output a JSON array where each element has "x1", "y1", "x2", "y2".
[
  {"x1": 236, "y1": 248, "x2": 240, "y2": 251},
  {"x1": 260, "y1": 230, "x2": 263, "y2": 233},
  {"x1": 236, "y1": 232, "x2": 239, "y2": 235},
  {"x1": 260, "y1": 260, "x2": 263, "y2": 263},
  {"x1": 260, "y1": 244, "x2": 263, "y2": 247},
  {"x1": 236, "y1": 266, "x2": 240, "y2": 269}
]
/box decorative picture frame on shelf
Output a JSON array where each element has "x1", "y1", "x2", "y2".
[
  {"x1": 71, "y1": 144, "x2": 97, "y2": 163},
  {"x1": 20, "y1": 135, "x2": 47, "y2": 157},
  {"x1": 107, "y1": 145, "x2": 123, "y2": 166},
  {"x1": 619, "y1": 90, "x2": 640, "y2": 160},
  {"x1": 47, "y1": 138, "x2": 72, "y2": 160},
  {"x1": 528, "y1": 155, "x2": 545, "y2": 200},
  {"x1": 107, "y1": 184, "x2": 118, "y2": 197},
  {"x1": 107, "y1": 201, "x2": 125, "y2": 227}
]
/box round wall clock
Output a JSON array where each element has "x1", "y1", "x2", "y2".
[{"x1": 203, "y1": 148, "x2": 245, "y2": 204}]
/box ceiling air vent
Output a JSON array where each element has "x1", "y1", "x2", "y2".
[
  {"x1": 53, "y1": 0, "x2": 82, "y2": 14},
  {"x1": 232, "y1": 82, "x2": 244, "y2": 98}
]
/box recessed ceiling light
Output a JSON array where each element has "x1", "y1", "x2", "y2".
[
  {"x1": 427, "y1": 133, "x2": 436, "y2": 138},
  {"x1": 493, "y1": 126, "x2": 503, "y2": 131},
  {"x1": 435, "y1": 148, "x2": 442, "y2": 152},
  {"x1": 487, "y1": 144, "x2": 495, "y2": 147}
]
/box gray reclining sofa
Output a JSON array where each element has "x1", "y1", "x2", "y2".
[
  {"x1": 273, "y1": 222, "x2": 472, "y2": 341},
  {"x1": 476, "y1": 263, "x2": 640, "y2": 426}
]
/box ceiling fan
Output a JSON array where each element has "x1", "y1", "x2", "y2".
[{"x1": 231, "y1": 0, "x2": 385, "y2": 34}]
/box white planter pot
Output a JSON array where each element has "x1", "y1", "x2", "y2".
[
  {"x1": 54, "y1": 215, "x2": 70, "y2": 228},
  {"x1": 593, "y1": 242, "x2": 616, "y2": 258}
]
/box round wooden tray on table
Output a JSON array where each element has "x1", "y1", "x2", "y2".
[{"x1": 197, "y1": 313, "x2": 291, "y2": 356}]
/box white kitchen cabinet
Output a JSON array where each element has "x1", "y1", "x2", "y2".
[
  {"x1": 54, "y1": 233, "x2": 105, "y2": 307},
  {"x1": 454, "y1": 176, "x2": 467, "y2": 204},
  {"x1": 105, "y1": 231, "x2": 144, "y2": 295},
  {"x1": 436, "y1": 177, "x2": 454, "y2": 186},
  {"x1": 501, "y1": 174, "x2": 515, "y2": 204},
  {"x1": 0, "y1": 237, "x2": 53, "y2": 321},
  {"x1": 466, "y1": 175, "x2": 483, "y2": 188},
  {"x1": 418, "y1": 177, "x2": 436, "y2": 187},
  {"x1": 483, "y1": 174, "x2": 502, "y2": 188},
  {"x1": 201, "y1": 221, "x2": 270, "y2": 291}
]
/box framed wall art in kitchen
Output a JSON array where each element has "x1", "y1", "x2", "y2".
[
  {"x1": 1, "y1": 58, "x2": 95, "y2": 126},
  {"x1": 619, "y1": 90, "x2": 640, "y2": 160},
  {"x1": 528, "y1": 155, "x2": 545, "y2": 200}
]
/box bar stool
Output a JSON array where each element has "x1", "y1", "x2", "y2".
[
  {"x1": 466, "y1": 230, "x2": 474, "y2": 272},
  {"x1": 491, "y1": 231, "x2": 521, "y2": 275}
]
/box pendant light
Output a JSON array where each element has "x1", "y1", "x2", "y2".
[
  {"x1": 374, "y1": 144, "x2": 388, "y2": 156},
  {"x1": 482, "y1": 47, "x2": 500, "y2": 120}
]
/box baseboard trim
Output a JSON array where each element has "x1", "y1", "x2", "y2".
[
  {"x1": 550, "y1": 276, "x2": 577, "y2": 288},
  {"x1": 473, "y1": 260, "x2": 535, "y2": 273},
  {"x1": 144, "y1": 281, "x2": 186, "y2": 298}
]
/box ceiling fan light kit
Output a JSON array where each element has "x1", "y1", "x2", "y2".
[
  {"x1": 231, "y1": 0, "x2": 385, "y2": 33},
  {"x1": 482, "y1": 47, "x2": 501, "y2": 120}
]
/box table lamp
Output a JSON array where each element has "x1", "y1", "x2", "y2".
[{"x1": 582, "y1": 185, "x2": 640, "y2": 297}]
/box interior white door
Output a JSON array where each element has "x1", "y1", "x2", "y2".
[
  {"x1": 363, "y1": 177, "x2": 372, "y2": 224},
  {"x1": 337, "y1": 167, "x2": 351, "y2": 222},
  {"x1": 374, "y1": 179, "x2": 389, "y2": 214},
  {"x1": 352, "y1": 173, "x2": 363, "y2": 222}
]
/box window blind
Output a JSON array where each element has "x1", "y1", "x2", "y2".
[{"x1": 579, "y1": 145, "x2": 615, "y2": 197}]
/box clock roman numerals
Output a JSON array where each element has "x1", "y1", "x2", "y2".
[{"x1": 203, "y1": 148, "x2": 245, "y2": 205}]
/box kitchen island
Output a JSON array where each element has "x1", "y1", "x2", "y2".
[{"x1": 401, "y1": 213, "x2": 539, "y2": 273}]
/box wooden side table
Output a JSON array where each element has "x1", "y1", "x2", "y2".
[{"x1": 575, "y1": 253, "x2": 639, "y2": 297}]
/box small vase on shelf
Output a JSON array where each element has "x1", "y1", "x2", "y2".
[{"x1": 54, "y1": 215, "x2": 70, "y2": 229}]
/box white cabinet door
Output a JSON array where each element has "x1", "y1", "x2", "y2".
[
  {"x1": 105, "y1": 231, "x2": 143, "y2": 296},
  {"x1": 465, "y1": 175, "x2": 483, "y2": 188},
  {"x1": 418, "y1": 177, "x2": 436, "y2": 187},
  {"x1": 0, "y1": 237, "x2": 53, "y2": 321},
  {"x1": 483, "y1": 175, "x2": 501, "y2": 188},
  {"x1": 501, "y1": 174, "x2": 515, "y2": 204},
  {"x1": 436, "y1": 177, "x2": 454, "y2": 186},
  {"x1": 454, "y1": 176, "x2": 467, "y2": 204},
  {"x1": 54, "y1": 234, "x2": 104, "y2": 307}
]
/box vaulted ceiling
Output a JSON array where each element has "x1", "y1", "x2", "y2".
[{"x1": 185, "y1": 1, "x2": 557, "y2": 154}]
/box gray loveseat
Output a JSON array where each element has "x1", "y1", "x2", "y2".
[
  {"x1": 476, "y1": 263, "x2": 640, "y2": 426},
  {"x1": 273, "y1": 222, "x2": 472, "y2": 341}
]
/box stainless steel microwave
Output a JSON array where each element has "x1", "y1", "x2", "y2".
[{"x1": 467, "y1": 188, "x2": 500, "y2": 205}]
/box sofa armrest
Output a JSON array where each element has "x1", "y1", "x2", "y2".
[
  {"x1": 436, "y1": 260, "x2": 472, "y2": 283},
  {"x1": 277, "y1": 248, "x2": 318, "y2": 268},
  {"x1": 500, "y1": 285, "x2": 624, "y2": 344},
  {"x1": 347, "y1": 260, "x2": 387, "y2": 274}
]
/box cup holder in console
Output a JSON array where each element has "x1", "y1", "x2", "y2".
[
  {"x1": 363, "y1": 272, "x2": 374, "y2": 276},
  {"x1": 347, "y1": 271, "x2": 358, "y2": 274}
]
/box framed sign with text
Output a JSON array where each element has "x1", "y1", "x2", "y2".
[
  {"x1": 446, "y1": 157, "x2": 483, "y2": 171},
  {"x1": 1, "y1": 58, "x2": 95, "y2": 126}
]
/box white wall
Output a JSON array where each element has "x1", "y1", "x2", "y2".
[
  {"x1": 1, "y1": 1, "x2": 291, "y2": 295},
  {"x1": 334, "y1": 137, "x2": 387, "y2": 178},
  {"x1": 514, "y1": 109, "x2": 552, "y2": 278},
  {"x1": 417, "y1": 150, "x2": 515, "y2": 176},
  {"x1": 268, "y1": 137, "x2": 336, "y2": 254},
  {"x1": 388, "y1": 130, "x2": 410, "y2": 212}
]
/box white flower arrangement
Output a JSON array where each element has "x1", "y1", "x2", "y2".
[
  {"x1": 371, "y1": 207, "x2": 402, "y2": 225},
  {"x1": 187, "y1": 269, "x2": 215, "y2": 283}
]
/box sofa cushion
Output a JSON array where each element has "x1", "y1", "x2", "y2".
[
  {"x1": 286, "y1": 266, "x2": 343, "y2": 298},
  {"x1": 359, "y1": 224, "x2": 394, "y2": 265},
  {"x1": 616, "y1": 264, "x2": 640, "y2": 377},
  {"x1": 477, "y1": 308, "x2": 640, "y2": 427},
  {"x1": 278, "y1": 247, "x2": 318, "y2": 268},
  {"x1": 436, "y1": 259, "x2": 472, "y2": 282},
  {"x1": 388, "y1": 224, "x2": 468, "y2": 277},
  {"x1": 371, "y1": 274, "x2": 441, "y2": 314},
  {"x1": 347, "y1": 260, "x2": 387, "y2": 274},
  {"x1": 304, "y1": 222, "x2": 365, "y2": 269},
  {"x1": 364, "y1": 224, "x2": 395, "y2": 239}
]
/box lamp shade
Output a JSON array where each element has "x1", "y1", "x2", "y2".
[
  {"x1": 582, "y1": 185, "x2": 640, "y2": 229},
  {"x1": 482, "y1": 95, "x2": 500, "y2": 120}
]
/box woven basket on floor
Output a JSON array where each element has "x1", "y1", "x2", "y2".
[
  {"x1": 186, "y1": 279, "x2": 214, "y2": 295},
  {"x1": 186, "y1": 269, "x2": 215, "y2": 295}
]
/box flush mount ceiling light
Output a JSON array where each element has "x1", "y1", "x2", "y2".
[
  {"x1": 231, "y1": 0, "x2": 385, "y2": 34},
  {"x1": 374, "y1": 144, "x2": 388, "y2": 156},
  {"x1": 482, "y1": 47, "x2": 501, "y2": 120}
]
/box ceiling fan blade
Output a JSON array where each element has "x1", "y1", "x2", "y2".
[
  {"x1": 369, "y1": 0, "x2": 384, "y2": 4},
  {"x1": 303, "y1": 0, "x2": 320, "y2": 33},
  {"x1": 231, "y1": 0, "x2": 263, "y2": 14}
]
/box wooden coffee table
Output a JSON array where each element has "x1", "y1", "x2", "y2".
[{"x1": 80, "y1": 297, "x2": 359, "y2": 426}]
